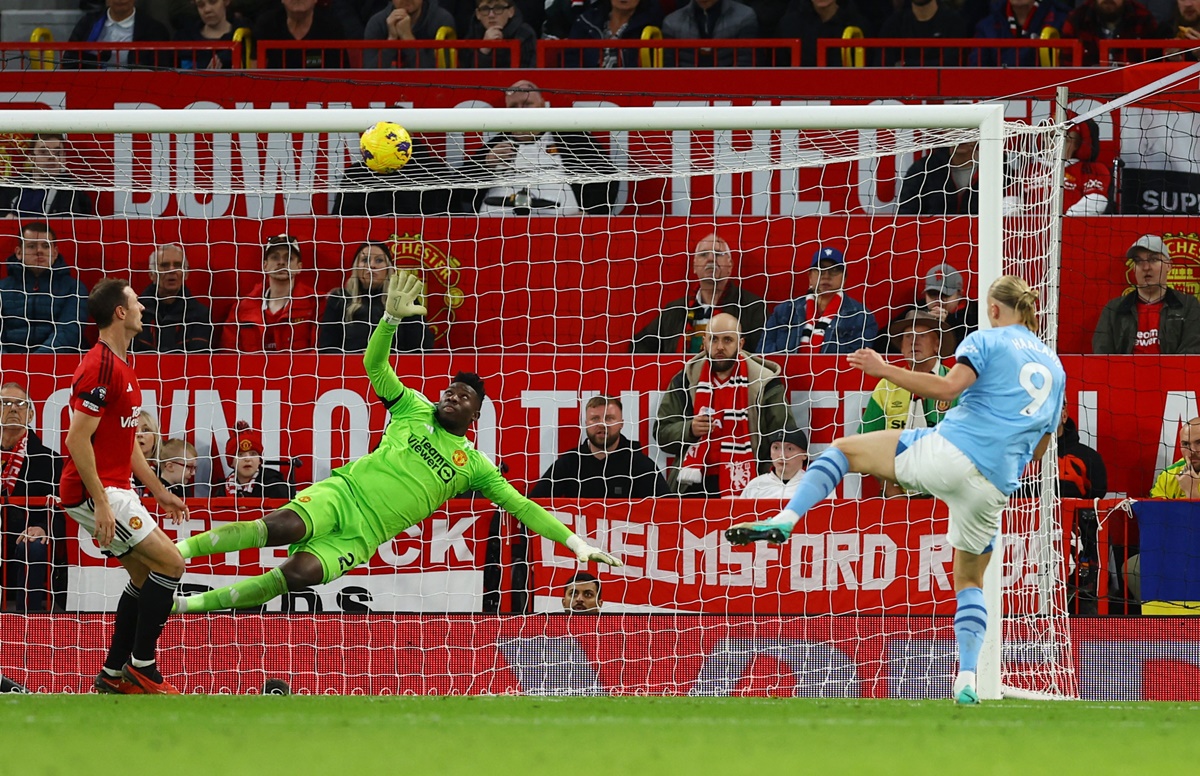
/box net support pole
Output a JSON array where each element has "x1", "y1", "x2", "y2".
[{"x1": 976, "y1": 104, "x2": 1006, "y2": 701}]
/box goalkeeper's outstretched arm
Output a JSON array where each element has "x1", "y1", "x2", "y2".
[
  {"x1": 364, "y1": 272, "x2": 429, "y2": 404},
  {"x1": 480, "y1": 467, "x2": 622, "y2": 567}
]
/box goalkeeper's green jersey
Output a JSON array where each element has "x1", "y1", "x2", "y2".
[
  {"x1": 859, "y1": 362, "x2": 957, "y2": 434},
  {"x1": 331, "y1": 321, "x2": 573, "y2": 548}
]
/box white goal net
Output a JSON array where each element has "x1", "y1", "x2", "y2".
[{"x1": 0, "y1": 104, "x2": 1073, "y2": 698}]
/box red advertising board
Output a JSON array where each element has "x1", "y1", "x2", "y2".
[
  {"x1": 4, "y1": 353, "x2": 1194, "y2": 498},
  {"x1": 3, "y1": 614, "x2": 1196, "y2": 700}
]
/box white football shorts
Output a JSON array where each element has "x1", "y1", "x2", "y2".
[
  {"x1": 893, "y1": 429, "x2": 1008, "y2": 555},
  {"x1": 64, "y1": 486, "x2": 158, "y2": 557}
]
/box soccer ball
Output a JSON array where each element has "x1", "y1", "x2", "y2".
[{"x1": 360, "y1": 122, "x2": 413, "y2": 173}]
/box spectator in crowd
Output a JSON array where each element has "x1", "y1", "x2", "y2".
[
  {"x1": 632, "y1": 233, "x2": 768, "y2": 354},
  {"x1": 544, "y1": 0, "x2": 602, "y2": 37},
  {"x1": 222, "y1": 421, "x2": 294, "y2": 499},
  {"x1": 898, "y1": 141, "x2": 981, "y2": 215},
  {"x1": 654, "y1": 313, "x2": 793, "y2": 497},
  {"x1": 1063, "y1": 0, "x2": 1163, "y2": 65},
  {"x1": 0, "y1": 223, "x2": 88, "y2": 354},
  {"x1": 133, "y1": 409, "x2": 162, "y2": 496},
  {"x1": 970, "y1": 0, "x2": 1070, "y2": 66},
  {"x1": 1125, "y1": 415, "x2": 1200, "y2": 600},
  {"x1": 529, "y1": 395, "x2": 669, "y2": 499},
  {"x1": 465, "y1": 80, "x2": 619, "y2": 215},
  {"x1": 134, "y1": 243, "x2": 213, "y2": 353},
  {"x1": 458, "y1": 0, "x2": 538, "y2": 68},
  {"x1": 253, "y1": 0, "x2": 349, "y2": 68},
  {"x1": 758, "y1": 247, "x2": 878, "y2": 355},
  {"x1": 777, "y1": 0, "x2": 873, "y2": 66},
  {"x1": 363, "y1": 0, "x2": 457, "y2": 68},
  {"x1": 564, "y1": 0, "x2": 665, "y2": 67},
  {"x1": 1164, "y1": 0, "x2": 1200, "y2": 59},
  {"x1": 1093, "y1": 235, "x2": 1200, "y2": 354},
  {"x1": 158, "y1": 438, "x2": 199, "y2": 499},
  {"x1": 333, "y1": 140, "x2": 468, "y2": 217},
  {"x1": 319, "y1": 241, "x2": 431, "y2": 353},
  {"x1": 1062, "y1": 117, "x2": 1112, "y2": 216},
  {"x1": 173, "y1": 0, "x2": 237, "y2": 69},
  {"x1": 1, "y1": 382, "x2": 64, "y2": 613},
  {"x1": 0, "y1": 134, "x2": 94, "y2": 219},
  {"x1": 220, "y1": 234, "x2": 318, "y2": 352},
  {"x1": 880, "y1": 0, "x2": 968, "y2": 66},
  {"x1": 662, "y1": 0, "x2": 760, "y2": 66},
  {"x1": 888, "y1": 263, "x2": 978, "y2": 354},
  {"x1": 562, "y1": 571, "x2": 602, "y2": 613},
  {"x1": 861, "y1": 309, "x2": 956, "y2": 496},
  {"x1": 68, "y1": 0, "x2": 172, "y2": 69},
  {"x1": 1056, "y1": 405, "x2": 1107, "y2": 499},
  {"x1": 737, "y1": 428, "x2": 808, "y2": 499}
]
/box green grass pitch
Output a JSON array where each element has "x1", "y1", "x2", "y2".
[{"x1": 2, "y1": 695, "x2": 1197, "y2": 775}]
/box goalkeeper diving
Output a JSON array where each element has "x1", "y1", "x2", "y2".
[{"x1": 174, "y1": 272, "x2": 620, "y2": 614}]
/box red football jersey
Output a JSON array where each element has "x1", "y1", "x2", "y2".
[{"x1": 60, "y1": 343, "x2": 142, "y2": 506}]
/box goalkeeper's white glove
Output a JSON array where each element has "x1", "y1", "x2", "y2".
[
  {"x1": 383, "y1": 271, "x2": 428, "y2": 324},
  {"x1": 566, "y1": 534, "x2": 622, "y2": 567}
]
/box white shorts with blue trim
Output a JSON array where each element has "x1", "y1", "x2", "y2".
[{"x1": 893, "y1": 428, "x2": 1008, "y2": 555}]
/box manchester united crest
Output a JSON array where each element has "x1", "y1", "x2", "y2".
[
  {"x1": 298, "y1": 495, "x2": 311, "y2": 503},
  {"x1": 389, "y1": 233, "x2": 464, "y2": 344},
  {"x1": 936, "y1": 400, "x2": 952, "y2": 413},
  {"x1": 452, "y1": 450, "x2": 467, "y2": 467},
  {"x1": 129, "y1": 517, "x2": 143, "y2": 530}
]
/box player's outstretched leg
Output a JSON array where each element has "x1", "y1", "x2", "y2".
[
  {"x1": 173, "y1": 567, "x2": 288, "y2": 613},
  {"x1": 726, "y1": 447, "x2": 852, "y2": 545},
  {"x1": 177, "y1": 518, "x2": 269, "y2": 560}
]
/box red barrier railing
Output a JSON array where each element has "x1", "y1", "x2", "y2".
[
  {"x1": 816, "y1": 37, "x2": 1083, "y2": 67},
  {"x1": 537, "y1": 38, "x2": 801, "y2": 68},
  {"x1": 1098, "y1": 39, "x2": 1199, "y2": 64},
  {"x1": 0, "y1": 41, "x2": 242, "y2": 70},
  {"x1": 256, "y1": 39, "x2": 522, "y2": 69}
]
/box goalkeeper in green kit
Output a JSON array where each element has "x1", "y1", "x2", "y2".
[{"x1": 174, "y1": 272, "x2": 621, "y2": 613}]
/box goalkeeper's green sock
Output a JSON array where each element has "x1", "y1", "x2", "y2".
[
  {"x1": 177, "y1": 519, "x2": 269, "y2": 560},
  {"x1": 174, "y1": 568, "x2": 288, "y2": 614}
]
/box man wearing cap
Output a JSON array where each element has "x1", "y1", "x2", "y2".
[
  {"x1": 889, "y1": 263, "x2": 978, "y2": 354},
  {"x1": 861, "y1": 309, "x2": 958, "y2": 497},
  {"x1": 1093, "y1": 235, "x2": 1200, "y2": 355},
  {"x1": 758, "y1": 246, "x2": 878, "y2": 354},
  {"x1": 633, "y1": 232, "x2": 768, "y2": 354},
  {"x1": 220, "y1": 235, "x2": 318, "y2": 353},
  {"x1": 738, "y1": 429, "x2": 808, "y2": 499},
  {"x1": 223, "y1": 421, "x2": 293, "y2": 500}
]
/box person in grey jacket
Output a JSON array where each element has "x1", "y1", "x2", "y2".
[
  {"x1": 0, "y1": 222, "x2": 88, "y2": 354},
  {"x1": 362, "y1": 0, "x2": 457, "y2": 68},
  {"x1": 1093, "y1": 234, "x2": 1200, "y2": 355},
  {"x1": 662, "y1": 0, "x2": 759, "y2": 66},
  {"x1": 654, "y1": 313, "x2": 795, "y2": 496}
]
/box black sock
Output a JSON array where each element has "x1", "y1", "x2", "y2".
[
  {"x1": 131, "y1": 572, "x2": 180, "y2": 670},
  {"x1": 103, "y1": 583, "x2": 141, "y2": 674}
]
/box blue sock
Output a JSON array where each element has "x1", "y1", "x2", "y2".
[
  {"x1": 781, "y1": 447, "x2": 850, "y2": 521},
  {"x1": 954, "y1": 587, "x2": 987, "y2": 673}
]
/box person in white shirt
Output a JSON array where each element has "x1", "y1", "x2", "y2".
[{"x1": 737, "y1": 429, "x2": 808, "y2": 499}]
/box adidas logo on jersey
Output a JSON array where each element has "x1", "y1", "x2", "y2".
[{"x1": 126, "y1": 384, "x2": 133, "y2": 393}]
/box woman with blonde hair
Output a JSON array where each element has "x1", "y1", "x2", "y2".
[
  {"x1": 318, "y1": 240, "x2": 431, "y2": 353},
  {"x1": 728, "y1": 275, "x2": 1065, "y2": 706},
  {"x1": 133, "y1": 410, "x2": 162, "y2": 496}
]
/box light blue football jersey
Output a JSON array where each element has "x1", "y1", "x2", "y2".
[{"x1": 934, "y1": 325, "x2": 1066, "y2": 495}]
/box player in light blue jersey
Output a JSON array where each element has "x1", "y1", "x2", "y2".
[{"x1": 727, "y1": 275, "x2": 1065, "y2": 705}]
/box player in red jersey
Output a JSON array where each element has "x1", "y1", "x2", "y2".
[{"x1": 61, "y1": 278, "x2": 189, "y2": 695}]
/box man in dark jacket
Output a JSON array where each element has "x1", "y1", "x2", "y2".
[
  {"x1": 879, "y1": 0, "x2": 968, "y2": 66},
  {"x1": 898, "y1": 142, "x2": 980, "y2": 215},
  {"x1": 662, "y1": 0, "x2": 760, "y2": 66},
  {"x1": 362, "y1": 0, "x2": 457, "y2": 68},
  {"x1": 1, "y1": 382, "x2": 64, "y2": 612},
  {"x1": 0, "y1": 222, "x2": 88, "y2": 354},
  {"x1": 67, "y1": 0, "x2": 172, "y2": 69},
  {"x1": 1062, "y1": 0, "x2": 1163, "y2": 65},
  {"x1": 530, "y1": 396, "x2": 668, "y2": 498},
  {"x1": 0, "y1": 134, "x2": 93, "y2": 219},
  {"x1": 134, "y1": 244, "x2": 213, "y2": 353},
  {"x1": 1093, "y1": 234, "x2": 1200, "y2": 354},
  {"x1": 1057, "y1": 408, "x2": 1107, "y2": 499},
  {"x1": 970, "y1": 0, "x2": 1070, "y2": 66},
  {"x1": 633, "y1": 232, "x2": 768, "y2": 353}
]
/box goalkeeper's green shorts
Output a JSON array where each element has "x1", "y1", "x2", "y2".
[{"x1": 285, "y1": 476, "x2": 380, "y2": 584}]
